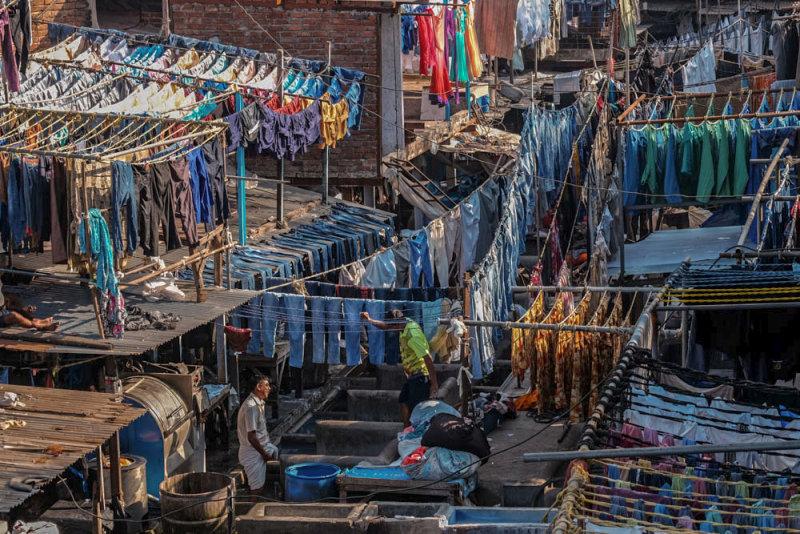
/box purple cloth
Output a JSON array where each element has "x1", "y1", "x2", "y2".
[
  {"x1": 444, "y1": 8, "x2": 458, "y2": 104},
  {"x1": 0, "y1": 10, "x2": 18, "y2": 92}
]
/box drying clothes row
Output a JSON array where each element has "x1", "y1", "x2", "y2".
[
  {"x1": 467, "y1": 102, "x2": 592, "y2": 379},
  {"x1": 511, "y1": 290, "x2": 632, "y2": 420},
  {"x1": 35, "y1": 32, "x2": 280, "y2": 91},
  {"x1": 402, "y1": 4, "x2": 481, "y2": 103},
  {"x1": 771, "y1": 18, "x2": 800, "y2": 82},
  {"x1": 262, "y1": 277, "x2": 452, "y2": 302},
  {"x1": 580, "y1": 457, "x2": 800, "y2": 532},
  {"x1": 621, "y1": 115, "x2": 750, "y2": 205},
  {"x1": 180, "y1": 204, "x2": 395, "y2": 290},
  {"x1": 232, "y1": 293, "x2": 457, "y2": 368},
  {"x1": 624, "y1": 381, "x2": 800, "y2": 472},
  {"x1": 224, "y1": 86, "x2": 362, "y2": 161},
  {"x1": 11, "y1": 64, "x2": 225, "y2": 120},
  {"x1": 0, "y1": 139, "x2": 229, "y2": 262}
]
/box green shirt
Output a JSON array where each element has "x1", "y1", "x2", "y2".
[{"x1": 399, "y1": 320, "x2": 429, "y2": 377}]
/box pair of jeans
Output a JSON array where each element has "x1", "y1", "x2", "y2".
[
  {"x1": 343, "y1": 299, "x2": 364, "y2": 366},
  {"x1": 169, "y1": 157, "x2": 199, "y2": 247},
  {"x1": 187, "y1": 147, "x2": 213, "y2": 224},
  {"x1": 408, "y1": 231, "x2": 433, "y2": 288},
  {"x1": 365, "y1": 300, "x2": 386, "y2": 365},
  {"x1": 7, "y1": 157, "x2": 25, "y2": 246},
  {"x1": 111, "y1": 161, "x2": 138, "y2": 253},
  {"x1": 21, "y1": 157, "x2": 44, "y2": 239},
  {"x1": 202, "y1": 138, "x2": 230, "y2": 225},
  {"x1": 310, "y1": 297, "x2": 327, "y2": 364},
  {"x1": 260, "y1": 292, "x2": 281, "y2": 358},
  {"x1": 475, "y1": 180, "x2": 500, "y2": 260},
  {"x1": 311, "y1": 296, "x2": 345, "y2": 364},
  {"x1": 394, "y1": 241, "x2": 411, "y2": 287},
  {"x1": 460, "y1": 192, "x2": 480, "y2": 274},
  {"x1": 284, "y1": 294, "x2": 306, "y2": 368}
]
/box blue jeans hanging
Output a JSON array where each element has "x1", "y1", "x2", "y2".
[
  {"x1": 324, "y1": 297, "x2": 343, "y2": 364},
  {"x1": 365, "y1": 300, "x2": 386, "y2": 365},
  {"x1": 343, "y1": 299, "x2": 365, "y2": 366},
  {"x1": 261, "y1": 292, "x2": 281, "y2": 358},
  {"x1": 283, "y1": 294, "x2": 306, "y2": 369}
]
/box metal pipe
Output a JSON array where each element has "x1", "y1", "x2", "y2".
[
  {"x1": 738, "y1": 138, "x2": 790, "y2": 248},
  {"x1": 719, "y1": 250, "x2": 800, "y2": 258},
  {"x1": 523, "y1": 438, "x2": 800, "y2": 462},
  {"x1": 623, "y1": 110, "x2": 800, "y2": 126},
  {"x1": 439, "y1": 318, "x2": 633, "y2": 335},
  {"x1": 322, "y1": 41, "x2": 331, "y2": 206},
  {"x1": 658, "y1": 301, "x2": 800, "y2": 311},
  {"x1": 511, "y1": 285, "x2": 657, "y2": 293},
  {"x1": 277, "y1": 49, "x2": 285, "y2": 224},
  {"x1": 235, "y1": 92, "x2": 246, "y2": 246}
]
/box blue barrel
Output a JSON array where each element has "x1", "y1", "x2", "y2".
[{"x1": 284, "y1": 463, "x2": 341, "y2": 502}]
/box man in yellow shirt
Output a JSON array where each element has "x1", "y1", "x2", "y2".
[{"x1": 361, "y1": 309, "x2": 439, "y2": 427}]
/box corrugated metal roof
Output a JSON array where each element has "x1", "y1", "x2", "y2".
[
  {"x1": 1, "y1": 280, "x2": 259, "y2": 355},
  {"x1": 0, "y1": 384, "x2": 145, "y2": 514}
]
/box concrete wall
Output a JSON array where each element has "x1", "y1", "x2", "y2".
[
  {"x1": 315, "y1": 420, "x2": 402, "y2": 456},
  {"x1": 169, "y1": 0, "x2": 395, "y2": 187}
]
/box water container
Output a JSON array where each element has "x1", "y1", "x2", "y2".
[
  {"x1": 284, "y1": 463, "x2": 341, "y2": 503},
  {"x1": 159, "y1": 472, "x2": 234, "y2": 534}
]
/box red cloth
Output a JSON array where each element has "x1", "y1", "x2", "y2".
[
  {"x1": 225, "y1": 326, "x2": 252, "y2": 352},
  {"x1": 417, "y1": 11, "x2": 435, "y2": 76},
  {"x1": 428, "y1": 9, "x2": 453, "y2": 104},
  {"x1": 401, "y1": 446, "x2": 428, "y2": 466}
]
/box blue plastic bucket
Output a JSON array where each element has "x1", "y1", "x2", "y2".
[{"x1": 284, "y1": 463, "x2": 341, "y2": 503}]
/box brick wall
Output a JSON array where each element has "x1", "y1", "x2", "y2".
[
  {"x1": 170, "y1": 0, "x2": 385, "y2": 187},
  {"x1": 30, "y1": 0, "x2": 91, "y2": 51}
]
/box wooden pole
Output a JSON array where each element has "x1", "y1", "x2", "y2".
[
  {"x1": 96, "y1": 446, "x2": 105, "y2": 511},
  {"x1": 459, "y1": 273, "x2": 471, "y2": 416},
  {"x1": 81, "y1": 162, "x2": 106, "y2": 340},
  {"x1": 109, "y1": 431, "x2": 124, "y2": 533}
]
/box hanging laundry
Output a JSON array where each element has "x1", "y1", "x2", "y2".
[
  {"x1": 682, "y1": 41, "x2": 716, "y2": 93},
  {"x1": 475, "y1": 0, "x2": 517, "y2": 59}
]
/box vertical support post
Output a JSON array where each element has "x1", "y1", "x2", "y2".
[
  {"x1": 81, "y1": 163, "x2": 105, "y2": 340},
  {"x1": 109, "y1": 431, "x2": 124, "y2": 533},
  {"x1": 625, "y1": 48, "x2": 630, "y2": 106},
  {"x1": 92, "y1": 447, "x2": 106, "y2": 534},
  {"x1": 680, "y1": 310, "x2": 689, "y2": 367},
  {"x1": 466, "y1": 80, "x2": 471, "y2": 120},
  {"x1": 235, "y1": 92, "x2": 246, "y2": 245},
  {"x1": 534, "y1": 43, "x2": 539, "y2": 81},
  {"x1": 215, "y1": 316, "x2": 228, "y2": 383},
  {"x1": 277, "y1": 49, "x2": 285, "y2": 224},
  {"x1": 323, "y1": 42, "x2": 332, "y2": 205},
  {"x1": 459, "y1": 273, "x2": 471, "y2": 416}
]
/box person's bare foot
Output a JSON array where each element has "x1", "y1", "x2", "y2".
[{"x1": 32, "y1": 318, "x2": 59, "y2": 331}]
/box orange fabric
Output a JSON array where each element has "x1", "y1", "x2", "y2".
[
  {"x1": 465, "y1": 4, "x2": 483, "y2": 78},
  {"x1": 513, "y1": 389, "x2": 538, "y2": 411}
]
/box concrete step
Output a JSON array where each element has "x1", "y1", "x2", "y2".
[
  {"x1": 347, "y1": 377, "x2": 460, "y2": 421},
  {"x1": 315, "y1": 420, "x2": 403, "y2": 456},
  {"x1": 376, "y1": 364, "x2": 461, "y2": 391}
]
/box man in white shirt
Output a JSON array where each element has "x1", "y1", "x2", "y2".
[{"x1": 237, "y1": 377, "x2": 278, "y2": 495}]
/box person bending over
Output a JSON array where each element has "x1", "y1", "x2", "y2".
[{"x1": 361, "y1": 309, "x2": 438, "y2": 427}]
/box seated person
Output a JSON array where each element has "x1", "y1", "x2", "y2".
[{"x1": 0, "y1": 278, "x2": 59, "y2": 331}]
